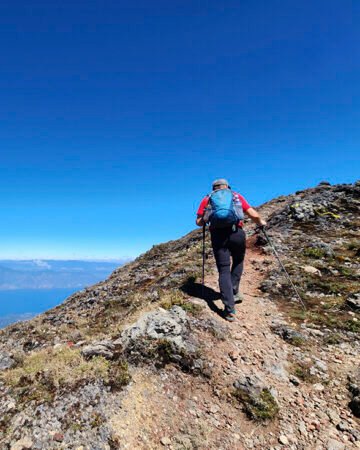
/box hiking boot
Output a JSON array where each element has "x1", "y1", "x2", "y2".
[
  {"x1": 234, "y1": 292, "x2": 244, "y2": 304},
  {"x1": 224, "y1": 308, "x2": 236, "y2": 322}
]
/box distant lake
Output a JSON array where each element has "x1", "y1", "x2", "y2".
[{"x1": 0, "y1": 288, "x2": 78, "y2": 328}]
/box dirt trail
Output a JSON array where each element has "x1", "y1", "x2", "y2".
[
  {"x1": 110, "y1": 239, "x2": 290, "y2": 449},
  {"x1": 109, "y1": 237, "x2": 359, "y2": 449}
]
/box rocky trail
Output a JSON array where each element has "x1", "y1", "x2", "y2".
[
  {"x1": 0, "y1": 181, "x2": 359, "y2": 450},
  {"x1": 107, "y1": 235, "x2": 359, "y2": 450}
]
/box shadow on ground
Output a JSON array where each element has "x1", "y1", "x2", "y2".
[{"x1": 180, "y1": 281, "x2": 224, "y2": 316}]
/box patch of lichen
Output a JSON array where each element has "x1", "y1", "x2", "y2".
[
  {"x1": 302, "y1": 247, "x2": 329, "y2": 259},
  {"x1": 234, "y1": 388, "x2": 279, "y2": 421}
]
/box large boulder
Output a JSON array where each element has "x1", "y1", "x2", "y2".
[
  {"x1": 81, "y1": 340, "x2": 116, "y2": 359},
  {"x1": 118, "y1": 306, "x2": 189, "y2": 350},
  {"x1": 289, "y1": 201, "x2": 316, "y2": 221},
  {"x1": 116, "y1": 306, "x2": 209, "y2": 376}
]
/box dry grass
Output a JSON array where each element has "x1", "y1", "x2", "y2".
[{"x1": 2, "y1": 346, "x2": 110, "y2": 389}]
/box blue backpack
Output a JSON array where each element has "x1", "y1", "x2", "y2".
[{"x1": 204, "y1": 189, "x2": 244, "y2": 228}]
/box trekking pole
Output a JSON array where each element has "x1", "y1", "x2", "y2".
[
  {"x1": 257, "y1": 226, "x2": 306, "y2": 310},
  {"x1": 202, "y1": 224, "x2": 206, "y2": 296}
]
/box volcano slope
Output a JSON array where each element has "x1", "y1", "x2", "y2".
[{"x1": 0, "y1": 181, "x2": 359, "y2": 450}]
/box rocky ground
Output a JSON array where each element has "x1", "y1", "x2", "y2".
[{"x1": 0, "y1": 181, "x2": 359, "y2": 449}]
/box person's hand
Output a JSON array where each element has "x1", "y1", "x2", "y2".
[
  {"x1": 196, "y1": 216, "x2": 205, "y2": 227},
  {"x1": 258, "y1": 218, "x2": 267, "y2": 227}
]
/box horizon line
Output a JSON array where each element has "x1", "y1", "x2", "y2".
[{"x1": 0, "y1": 257, "x2": 135, "y2": 262}]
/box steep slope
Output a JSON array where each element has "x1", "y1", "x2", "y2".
[{"x1": 0, "y1": 181, "x2": 359, "y2": 450}]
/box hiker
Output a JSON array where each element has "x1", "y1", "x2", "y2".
[{"x1": 196, "y1": 179, "x2": 266, "y2": 321}]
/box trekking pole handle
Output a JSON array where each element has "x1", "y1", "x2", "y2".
[{"x1": 255, "y1": 224, "x2": 265, "y2": 233}]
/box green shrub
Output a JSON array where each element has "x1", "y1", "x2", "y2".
[
  {"x1": 303, "y1": 247, "x2": 327, "y2": 259},
  {"x1": 234, "y1": 388, "x2": 279, "y2": 421}
]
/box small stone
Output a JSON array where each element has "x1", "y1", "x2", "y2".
[
  {"x1": 327, "y1": 410, "x2": 340, "y2": 425},
  {"x1": 302, "y1": 265, "x2": 321, "y2": 275},
  {"x1": 160, "y1": 436, "x2": 171, "y2": 446},
  {"x1": 289, "y1": 375, "x2": 301, "y2": 386},
  {"x1": 298, "y1": 421, "x2": 307, "y2": 435},
  {"x1": 209, "y1": 404, "x2": 220, "y2": 414},
  {"x1": 52, "y1": 433, "x2": 64, "y2": 442},
  {"x1": 314, "y1": 360, "x2": 328, "y2": 372},
  {"x1": 228, "y1": 350, "x2": 240, "y2": 361},
  {"x1": 313, "y1": 383, "x2": 325, "y2": 392},
  {"x1": 337, "y1": 421, "x2": 349, "y2": 432},
  {"x1": 279, "y1": 435, "x2": 289, "y2": 445},
  {"x1": 326, "y1": 438, "x2": 345, "y2": 450},
  {"x1": 6, "y1": 401, "x2": 16, "y2": 411},
  {"x1": 10, "y1": 437, "x2": 33, "y2": 450}
]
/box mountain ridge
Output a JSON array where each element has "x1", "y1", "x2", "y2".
[{"x1": 0, "y1": 181, "x2": 359, "y2": 449}]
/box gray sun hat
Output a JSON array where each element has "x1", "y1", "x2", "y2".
[{"x1": 212, "y1": 178, "x2": 229, "y2": 188}]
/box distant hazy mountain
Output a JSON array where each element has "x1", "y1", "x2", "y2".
[
  {"x1": 0, "y1": 259, "x2": 129, "y2": 289},
  {"x1": 0, "y1": 312, "x2": 36, "y2": 328}
]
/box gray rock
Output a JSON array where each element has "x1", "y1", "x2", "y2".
[
  {"x1": 327, "y1": 409, "x2": 340, "y2": 424},
  {"x1": 81, "y1": 344, "x2": 114, "y2": 359},
  {"x1": 346, "y1": 293, "x2": 360, "y2": 311},
  {"x1": 289, "y1": 375, "x2": 301, "y2": 386},
  {"x1": 120, "y1": 306, "x2": 188, "y2": 349},
  {"x1": 160, "y1": 436, "x2": 171, "y2": 446},
  {"x1": 349, "y1": 396, "x2": 360, "y2": 417},
  {"x1": 271, "y1": 324, "x2": 306, "y2": 343},
  {"x1": 289, "y1": 201, "x2": 316, "y2": 221},
  {"x1": 302, "y1": 265, "x2": 321, "y2": 275},
  {"x1": 326, "y1": 438, "x2": 345, "y2": 450},
  {"x1": 0, "y1": 352, "x2": 15, "y2": 370},
  {"x1": 348, "y1": 368, "x2": 360, "y2": 417},
  {"x1": 314, "y1": 359, "x2": 328, "y2": 372},
  {"x1": 279, "y1": 435, "x2": 289, "y2": 445},
  {"x1": 309, "y1": 240, "x2": 334, "y2": 257},
  {"x1": 234, "y1": 374, "x2": 265, "y2": 399},
  {"x1": 336, "y1": 421, "x2": 349, "y2": 432},
  {"x1": 233, "y1": 374, "x2": 279, "y2": 420},
  {"x1": 264, "y1": 361, "x2": 289, "y2": 380}
]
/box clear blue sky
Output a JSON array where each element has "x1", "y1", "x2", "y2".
[{"x1": 1, "y1": 1, "x2": 359, "y2": 259}]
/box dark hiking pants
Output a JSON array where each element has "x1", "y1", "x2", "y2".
[{"x1": 210, "y1": 227, "x2": 246, "y2": 312}]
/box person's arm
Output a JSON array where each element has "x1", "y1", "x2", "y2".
[
  {"x1": 195, "y1": 197, "x2": 209, "y2": 227},
  {"x1": 245, "y1": 207, "x2": 267, "y2": 226}
]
